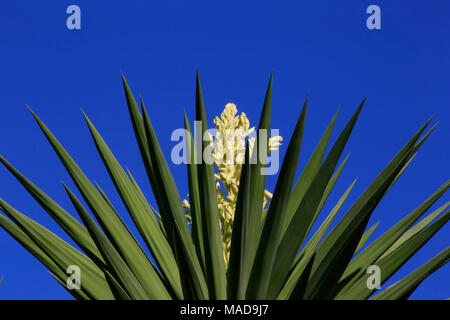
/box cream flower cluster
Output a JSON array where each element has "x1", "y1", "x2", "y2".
[{"x1": 183, "y1": 103, "x2": 282, "y2": 267}]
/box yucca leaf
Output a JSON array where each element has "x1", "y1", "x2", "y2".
[
  {"x1": 125, "y1": 169, "x2": 166, "y2": 233},
  {"x1": 292, "y1": 155, "x2": 352, "y2": 268},
  {"x1": 336, "y1": 181, "x2": 449, "y2": 295},
  {"x1": 121, "y1": 75, "x2": 162, "y2": 216},
  {"x1": 102, "y1": 270, "x2": 132, "y2": 300},
  {"x1": 305, "y1": 153, "x2": 351, "y2": 238},
  {"x1": 289, "y1": 253, "x2": 316, "y2": 300},
  {"x1": 331, "y1": 153, "x2": 421, "y2": 296},
  {"x1": 64, "y1": 185, "x2": 150, "y2": 300},
  {"x1": 371, "y1": 247, "x2": 450, "y2": 300},
  {"x1": 246, "y1": 97, "x2": 308, "y2": 299},
  {"x1": 28, "y1": 107, "x2": 169, "y2": 299},
  {"x1": 268, "y1": 99, "x2": 364, "y2": 299},
  {"x1": 195, "y1": 72, "x2": 227, "y2": 299},
  {"x1": 338, "y1": 209, "x2": 450, "y2": 300},
  {"x1": 277, "y1": 179, "x2": 356, "y2": 299},
  {"x1": 0, "y1": 214, "x2": 90, "y2": 298},
  {"x1": 141, "y1": 101, "x2": 187, "y2": 239},
  {"x1": 184, "y1": 112, "x2": 205, "y2": 271},
  {"x1": 141, "y1": 97, "x2": 209, "y2": 299},
  {"x1": 302, "y1": 178, "x2": 357, "y2": 261},
  {"x1": 228, "y1": 75, "x2": 274, "y2": 299},
  {"x1": 283, "y1": 110, "x2": 338, "y2": 234},
  {"x1": 169, "y1": 221, "x2": 196, "y2": 300},
  {"x1": 354, "y1": 222, "x2": 380, "y2": 255},
  {"x1": 380, "y1": 201, "x2": 449, "y2": 259},
  {"x1": 415, "y1": 122, "x2": 438, "y2": 150},
  {"x1": 50, "y1": 273, "x2": 91, "y2": 300},
  {"x1": 83, "y1": 112, "x2": 183, "y2": 298},
  {"x1": 275, "y1": 155, "x2": 352, "y2": 293},
  {"x1": 0, "y1": 156, "x2": 104, "y2": 264},
  {"x1": 0, "y1": 200, "x2": 114, "y2": 300},
  {"x1": 94, "y1": 182, "x2": 120, "y2": 215},
  {"x1": 247, "y1": 74, "x2": 273, "y2": 257},
  {"x1": 227, "y1": 145, "x2": 252, "y2": 299},
  {"x1": 122, "y1": 76, "x2": 180, "y2": 247},
  {"x1": 303, "y1": 118, "x2": 431, "y2": 300}
]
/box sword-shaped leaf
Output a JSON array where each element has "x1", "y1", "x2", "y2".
[
  {"x1": 338, "y1": 210, "x2": 449, "y2": 300},
  {"x1": 380, "y1": 201, "x2": 449, "y2": 259},
  {"x1": 194, "y1": 72, "x2": 227, "y2": 299},
  {"x1": 64, "y1": 185, "x2": 150, "y2": 300},
  {"x1": 28, "y1": 107, "x2": 169, "y2": 299},
  {"x1": 303, "y1": 118, "x2": 431, "y2": 300},
  {"x1": 277, "y1": 179, "x2": 356, "y2": 299},
  {"x1": 246, "y1": 97, "x2": 308, "y2": 299},
  {"x1": 228, "y1": 75, "x2": 274, "y2": 299},
  {"x1": 83, "y1": 112, "x2": 182, "y2": 298},
  {"x1": 141, "y1": 96, "x2": 209, "y2": 299},
  {"x1": 354, "y1": 222, "x2": 380, "y2": 255},
  {"x1": 268, "y1": 100, "x2": 364, "y2": 299},
  {"x1": 0, "y1": 156, "x2": 103, "y2": 264},
  {"x1": 371, "y1": 247, "x2": 450, "y2": 300},
  {"x1": 227, "y1": 145, "x2": 252, "y2": 299},
  {"x1": 0, "y1": 200, "x2": 114, "y2": 300},
  {"x1": 283, "y1": 110, "x2": 338, "y2": 234},
  {"x1": 184, "y1": 112, "x2": 205, "y2": 271},
  {"x1": 335, "y1": 181, "x2": 449, "y2": 296}
]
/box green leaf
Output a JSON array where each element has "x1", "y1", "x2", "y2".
[
  {"x1": 336, "y1": 181, "x2": 449, "y2": 296},
  {"x1": 371, "y1": 247, "x2": 450, "y2": 300},
  {"x1": 338, "y1": 209, "x2": 449, "y2": 300},
  {"x1": 121, "y1": 75, "x2": 162, "y2": 216},
  {"x1": 246, "y1": 97, "x2": 308, "y2": 299},
  {"x1": 291, "y1": 155, "x2": 352, "y2": 269},
  {"x1": 50, "y1": 273, "x2": 91, "y2": 300},
  {"x1": 247, "y1": 74, "x2": 273, "y2": 260},
  {"x1": 277, "y1": 179, "x2": 356, "y2": 299},
  {"x1": 0, "y1": 214, "x2": 83, "y2": 297},
  {"x1": 380, "y1": 201, "x2": 449, "y2": 259},
  {"x1": 194, "y1": 71, "x2": 227, "y2": 299},
  {"x1": 269, "y1": 99, "x2": 365, "y2": 299},
  {"x1": 141, "y1": 98, "x2": 209, "y2": 299},
  {"x1": 28, "y1": 107, "x2": 170, "y2": 299},
  {"x1": 0, "y1": 156, "x2": 104, "y2": 265},
  {"x1": 354, "y1": 222, "x2": 380, "y2": 255},
  {"x1": 283, "y1": 110, "x2": 338, "y2": 234},
  {"x1": 228, "y1": 74, "x2": 274, "y2": 299},
  {"x1": 63, "y1": 185, "x2": 150, "y2": 300},
  {"x1": 305, "y1": 153, "x2": 351, "y2": 238},
  {"x1": 303, "y1": 118, "x2": 432, "y2": 300},
  {"x1": 0, "y1": 200, "x2": 114, "y2": 300},
  {"x1": 102, "y1": 270, "x2": 132, "y2": 300},
  {"x1": 289, "y1": 253, "x2": 316, "y2": 300},
  {"x1": 227, "y1": 145, "x2": 252, "y2": 299},
  {"x1": 184, "y1": 112, "x2": 206, "y2": 272},
  {"x1": 125, "y1": 169, "x2": 165, "y2": 233},
  {"x1": 83, "y1": 112, "x2": 182, "y2": 299}
]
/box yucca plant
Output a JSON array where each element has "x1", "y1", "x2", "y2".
[{"x1": 0, "y1": 73, "x2": 448, "y2": 300}]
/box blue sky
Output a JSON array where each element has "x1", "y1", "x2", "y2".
[{"x1": 0, "y1": 1, "x2": 448, "y2": 299}]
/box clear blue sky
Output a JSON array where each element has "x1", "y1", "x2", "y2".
[{"x1": 0, "y1": 1, "x2": 448, "y2": 299}]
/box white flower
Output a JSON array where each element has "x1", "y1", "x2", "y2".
[{"x1": 183, "y1": 102, "x2": 282, "y2": 267}]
